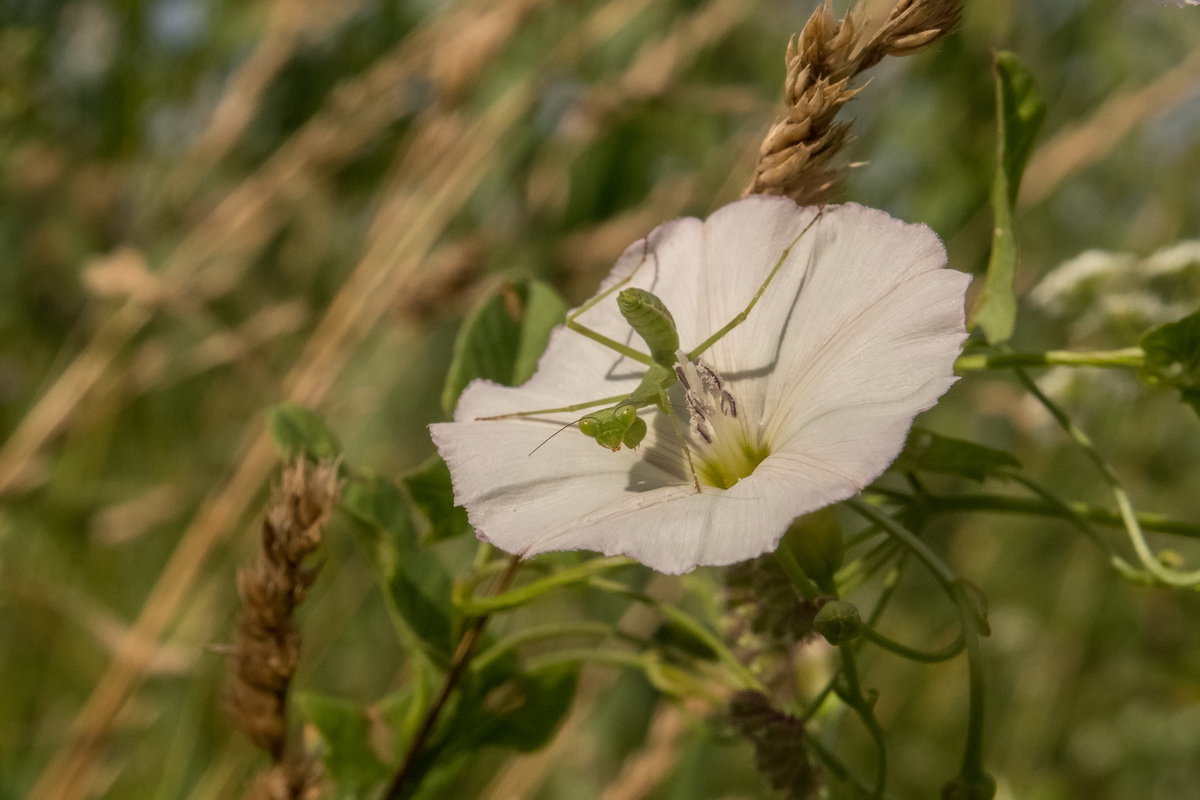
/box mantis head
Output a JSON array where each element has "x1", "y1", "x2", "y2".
[{"x1": 578, "y1": 405, "x2": 647, "y2": 451}]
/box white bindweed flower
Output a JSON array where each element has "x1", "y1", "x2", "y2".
[{"x1": 431, "y1": 197, "x2": 969, "y2": 574}]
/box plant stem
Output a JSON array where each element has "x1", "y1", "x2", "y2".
[
  {"x1": 859, "y1": 625, "x2": 965, "y2": 663},
  {"x1": 774, "y1": 546, "x2": 823, "y2": 599},
  {"x1": 587, "y1": 577, "x2": 766, "y2": 693},
  {"x1": 383, "y1": 555, "x2": 522, "y2": 800},
  {"x1": 866, "y1": 488, "x2": 1200, "y2": 540},
  {"x1": 525, "y1": 648, "x2": 647, "y2": 673},
  {"x1": 846, "y1": 499, "x2": 957, "y2": 589},
  {"x1": 1014, "y1": 367, "x2": 1200, "y2": 587},
  {"x1": 996, "y1": 470, "x2": 1146, "y2": 578},
  {"x1": 955, "y1": 347, "x2": 1143, "y2": 371},
  {"x1": 457, "y1": 556, "x2": 635, "y2": 614},
  {"x1": 845, "y1": 499, "x2": 991, "y2": 791},
  {"x1": 473, "y1": 621, "x2": 634, "y2": 674},
  {"x1": 807, "y1": 735, "x2": 874, "y2": 795},
  {"x1": 800, "y1": 554, "x2": 910, "y2": 721},
  {"x1": 837, "y1": 645, "x2": 887, "y2": 798}
]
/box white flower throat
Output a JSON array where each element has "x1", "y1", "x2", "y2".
[{"x1": 674, "y1": 350, "x2": 768, "y2": 490}]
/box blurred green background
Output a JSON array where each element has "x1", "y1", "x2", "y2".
[{"x1": 2, "y1": 0, "x2": 1200, "y2": 798}]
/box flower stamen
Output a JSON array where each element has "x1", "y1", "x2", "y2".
[
  {"x1": 675, "y1": 355, "x2": 736, "y2": 443},
  {"x1": 675, "y1": 353, "x2": 768, "y2": 490}
]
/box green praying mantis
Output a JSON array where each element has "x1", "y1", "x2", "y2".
[{"x1": 480, "y1": 207, "x2": 825, "y2": 455}]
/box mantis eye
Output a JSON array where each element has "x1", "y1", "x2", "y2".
[
  {"x1": 616, "y1": 405, "x2": 637, "y2": 425},
  {"x1": 578, "y1": 417, "x2": 600, "y2": 438}
]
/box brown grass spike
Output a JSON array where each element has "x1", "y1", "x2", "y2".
[
  {"x1": 745, "y1": 0, "x2": 962, "y2": 204},
  {"x1": 226, "y1": 458, "x2": 342, "y2": 799}
]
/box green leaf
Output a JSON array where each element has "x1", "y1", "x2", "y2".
[
  {"x1": 440, "y1": 663, "x2": 577, "y2": 757},
  {"x1": 1140, "y1": 309, "x2": 1200, "y2": 416},
  {"x1": 970, "y1": 51, "x2": 1046, "y2": 345},
  {"x1": 485, "y1": 665, "x2": 578, "y2": 752},
  {"x1": 402, "y1": 455, "x2": 471, "y2": 541},
  {"x1": 267, "y1": 403, "x2": 342, "y2": 460},
  {"x1": 994, "y1": 53, "x2": 1045, "y2": 208},
  {"x1": 341, "y1": 472, "x2": 457, "y2": 665},
  {"x1": 896, "y1": 428, "x2": 1021, "y2": 482},
  {"x1": 441, "y1": 278, "x2": 568, "y2": 416},
  {"x1": 296, "y1": 692, "x2": 388, "y2": 796}
]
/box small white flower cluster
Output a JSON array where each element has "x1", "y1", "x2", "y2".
[
  {"x1": 1030, "y1": 250, "x2": 1138, "y2": 316},
  {"x1": 1144, "y1": 240, "x2": 1200, "y2": 277},
  {"x1": 1028, "y1": 238, "x2": 1200, "y2": 418},
  {"x1": 1031, "y1": 240, "x2": 1200, "y2": 341}
]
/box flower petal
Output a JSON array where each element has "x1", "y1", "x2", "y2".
[
  {"x1": 432, "y1": 415, "x2": 823, "y2": 574},
  {"x1": 432, "y1": 197, "x2": 968, "y2": 573}
]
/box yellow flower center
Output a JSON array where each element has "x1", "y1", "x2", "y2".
[
  {"x1": 696, "y1": 437, "x2": 770, "y2": 490},
  {"x1": 673, "y1": 354, "x2": 770, "y2": 490}
]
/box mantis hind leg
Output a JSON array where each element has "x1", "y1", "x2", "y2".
[{"x1": 475, "y1": 393, "x2": 630, "y2": 421}]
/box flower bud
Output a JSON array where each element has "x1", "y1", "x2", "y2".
[
  {"x1": 942, "y1": 770, "x2": 997, "y2": 800},
  {"x1": 814, "y1": 600, "x2": 862, "y2": 645}
]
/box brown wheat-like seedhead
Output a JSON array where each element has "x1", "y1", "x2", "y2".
[
  {"x1": 226, "y1": 458, "x2": 341, "y2": 798},
  {"x1": 746, "y1": 0, "x2": 962, "y2": 204}
]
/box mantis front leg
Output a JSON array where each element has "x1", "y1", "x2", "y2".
[
  {"x1": 565, "y1": 316, "x2": 654, "y2": 367},
  {"x1": 564, "y1": 239, "x2": 662, "y2": 367}
]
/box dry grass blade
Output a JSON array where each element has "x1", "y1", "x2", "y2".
[
  {"x1": 28, "y1": 93, "x2": 528, "y2": 798},
  {"x1": 26, "y1": 59, "x2": 532, "y2": 800},
  {"x1": 572, "y1": 0, "x2": 748, "y2": 129},
  {"x1": 0, "y1": 0, "x2": 545, "y2": 500},
  {"x1": 745, "y1": 0, "x2": 961, "y2": 204},
  {"x1": 597, "y1": 701, "x2": 702, "y2": 800},
  {"x1": 26, "y1": 3, "x2": 655, "y2": 797},
  {"x1": 1020, "y1": 44, "x2": 1200, "y2": 207},
  {"x1": 188, "y1": 0, "x2": 366, "y2": 167},
  {"x1": 540, "y1": 0, "x2": 750, "y2": 281}
]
